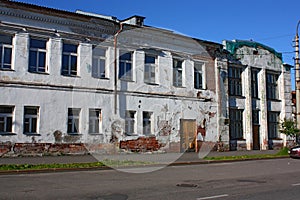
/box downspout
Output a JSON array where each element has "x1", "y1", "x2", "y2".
[{"x1": 114, "y1": 23, "x2": 123, "y2": 115}]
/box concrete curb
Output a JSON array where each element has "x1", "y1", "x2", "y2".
[{"x1": 0, "y1": 155, "x2": 290, "y2": 175}]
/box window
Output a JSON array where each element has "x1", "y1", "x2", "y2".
[
  {"x1": 24, "y1": 106, "x2": 39, "y2": 134},
  {"x1": 252, "y1": 110, "x2": 260, "y2": 125},
  {"x1": 143, "y1": 111, "x2": 153, "y2": 136},
  {"x1": 266, "y1": 72, "x2": 279, "y2": 100},
  {"x1": 251, "y1": 69, "x2": 259, "y2": 98},
  {"x1": 268, "y1": 112, "x2": 279, "y2": 139},
  {"x1": 92, "y1": 47, "x2": 106, "y2": 78},
  {"x1": 62, "y1": 43, "x2": 78, "y2": 76},
  {"x1": 173, "y1": 58, "x2": 183, "y2": 87},
  {"x1": 89, "y1": 109, "x2": 101, "y2": 134},
  {"x1": 228, "y1": 66, "x2": 242, "y2": 96},
  {"x1": 0, "y1": 34, "x2": 12, "y2": 70},
  {"x1": 194, "y1": 62, "x2": 203, "y2": 89},
  {"x1": 125, "y1": 111, "x2": 135, "y2": 136},
  {"x1": 229, "y1": 109, "x2": 243, "y2": 139},
  {"x1": 29, "y1": 38, "x2": 47, "y2": 73},
  {"x1": 67, "y1": 108, "x2": 80, "y2": 134},
  {"x1": 119, "y1": 52, "x2": 132, "y2": 81},
  {"x1": 144, "y1": 55, "x2": 156, "y2": 84},
  {"x1": 0, "y1": 106, "x2": 14, "y2": 134}
]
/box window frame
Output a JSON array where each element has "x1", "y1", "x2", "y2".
[
  {"x1": 144, "y1": 54, "x2": 157, "y2": 84},
  {"x1": 88, "y1": 108, "x2": 102, "y2": 134},
  {"x1": 0, "y1": 106, "x2": 14, "y2": 134},
  {"x1": 194, "y1": 61, "x2": 204, "y2": 89},
  {"x1": 28, "y1": 38, "x2": 47, "y2": 73},
  {"x1": 266, "y1": 72, "x2": 279, "y2": 100},
  {"x1": 61, "y1": 43, "x2": 78, "y2": 76},
  {"x1": 229, "y1": 108, "x2": 244, "y2": 140},
  {"x1": 125, "y1": 110, "x2": 136, "y2": 136},
  {"x1": 228, "y1": 66, "x2": 243, "y2": 96},
  {"x1": 92, "y1": 47, "x2": 107, "y2": 79},
  {"x1": 119, "y1": 51, "x2": 133, "y2": 81},
  {"x1": 173, "y1": 58, "x2": 183, "y2": 87},
  {"x1": 268, "y1": 111, "x2": 279, "y2": 139},
  {"x1": 23, "y1": 106, "x2": 39, "y2": 135},
  {"x1": 251, "y1": 69, "x2": 259, "y2": 99},
  {"x1": 143, "y1": 111, "x2": 153, "y2": 136},
  {"x1": 0, "y1": 34, "x2": 13, "y2": 70},
  {"x1": 67, "y1": 108, "x2": 80, "y2": 134}
]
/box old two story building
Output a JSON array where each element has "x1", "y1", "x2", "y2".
[
  {"x1": 223, "y1": 40, "x2": 293, "y2": 150},
  {"x1": 0, "y1": 0, "x2": 227, "y2": 156},
  {"x1": 0, "y1": 0, "x2": 293, "y2": 156}
]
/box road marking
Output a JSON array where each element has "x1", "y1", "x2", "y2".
[
  {"x1": 196, "y1": 194, "x2": 229, "y2": 200},
  {"x1": 292, "y1": 183, "x2": 300, "y2": 186}
]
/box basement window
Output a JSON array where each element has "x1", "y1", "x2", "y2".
[
  {"x1": 24, "y1": 106, "x2": 39, "y2": 135},
  {"x1": 125, "y1": 110, "x2": 136, "y2": 136},
  {"x1": 0, "y1": 106, "x2": 14, "y2": 134},
  {"x1": 67, "y1": 108, "x2": 80, "y2": 134},
  {"x1": 143, "y1": 111, "x2": 153, "y2": 136},
  {"x1": 229, "y1": 108, "x2": 243, "y2": 140},
  {"x1": 89, "y1": 108, "x2": 102, "y2": 134},
  {"x1": 268, "y1": 111, "x2": 279, "y2": 139}
]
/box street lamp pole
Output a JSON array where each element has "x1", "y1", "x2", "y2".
[{"x1": 295, "y1": 20, "x2": 300, "y2": 129}]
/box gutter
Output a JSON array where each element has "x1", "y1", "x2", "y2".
[{"x1": 113, "y1": 23, "x2": 123, "y2": 114}]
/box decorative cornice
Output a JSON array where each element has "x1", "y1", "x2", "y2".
[{"x1": 0, "y1": 8, "x2": 118, "y2": 36}]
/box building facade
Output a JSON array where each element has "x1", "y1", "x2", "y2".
[
  {"x1": 223, "y1": 40, "x2": 293, "y2": 150},
  {"x1": 0, "y1": 1, "x2": 293, "y2": 156}
]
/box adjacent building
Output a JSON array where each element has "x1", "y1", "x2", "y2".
[{"x1": 0, "y1": 0, "x2": 293, "y2": 155}]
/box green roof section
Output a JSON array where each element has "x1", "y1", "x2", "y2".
[{"x1": 224, "y1": 40, "x2": 283, "y2": 60}]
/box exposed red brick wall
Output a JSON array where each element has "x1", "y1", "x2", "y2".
[
  {"x1": 120, "y1": 137, "x2": 161, "y2": 152},
  {"x1": 0, "y1": 142, "x2": 12, "y2": 156}
]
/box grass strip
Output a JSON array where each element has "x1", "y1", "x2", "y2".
[
  {"x1": 0, "y1": 160, "x2": 154, "y2": 171},
  {"x1": 204, "y1": 147, "x2": 289, "y2": 161}
]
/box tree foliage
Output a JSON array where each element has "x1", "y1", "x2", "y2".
[{"x1": 279, "y1": 119, "x2": 300, "y2": 138}]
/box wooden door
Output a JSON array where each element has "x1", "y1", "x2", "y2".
[
  {"x1": 180, "y1": 119, "x2": 196, "y2": 152},
  {"x1": 252, "y1": 125, "x2": 260, "y2": 150}
]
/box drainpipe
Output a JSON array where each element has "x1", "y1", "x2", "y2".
[
  {"x1": 114, "y1": 23, "x2": 123, "y2": 115},
  {"x1": 295, "y1": 20, "x2": 300, "y2": 130}
]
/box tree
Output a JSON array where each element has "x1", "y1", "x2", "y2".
[{"x1": 280, "y1": 119, "x2": 300, "y2": 144}]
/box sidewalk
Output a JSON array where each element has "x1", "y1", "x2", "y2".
[{"x1": 0, "y1": 149, "x2": 282, "y2": 165}]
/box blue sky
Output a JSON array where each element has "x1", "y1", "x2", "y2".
[{"x1": 17, "y1": 0, "x2": 300, "y2": 88}]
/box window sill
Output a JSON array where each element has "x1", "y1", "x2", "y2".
[
  {"x1": 24, "y1": 133, "x2": 41, "y2": 136},
  {"x1": 119, "y1": 79, "x2": 134, "y2": 82},
  {"x1": 229, "y1": 95, "x2": 246, "y2": 99},
  {"x1": 267, "y1": 99, "x2": 281, "y2": 102},
  {"x1": 0, "y1": 132, "x2": 17, "y2": 136},
  {"x1": 145, "y1": 82, "x2": 159, "y2": 86},
  {"x1": 270, "y1": 138, "x2": 283, "y2": 140},
  {"x1": 88, "y1": 133, "x2": 103, "y2": 135},
  {"x1": 125, "y1": 133, "x2": 138, "y2": 136},
  {"x1": 67, "y1": 133, "x2": 82, "y2": 136},
  {"x1": 173, "y1": 85, "x2": 185, "y2": 88},
  {"x1": 92, "y1": 77, "x2": 110, "y2": 80},
  {"x1": 61, "y1": 74, "x2": 80, "y2": 78},
  {"x1": 28, "y1": 71, "x2": 49, "y2": 75},
  {"x1": 0, "y1": 68, "x2": 14, "y2": 72}
]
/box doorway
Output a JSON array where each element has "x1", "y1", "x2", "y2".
[{"x1": 180, "y1": 119, "x2": 196, "y2": 152}]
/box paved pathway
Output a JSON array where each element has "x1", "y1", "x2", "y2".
[{"x1": 0, "y1": 149, "x2": 281, "y2": 165}]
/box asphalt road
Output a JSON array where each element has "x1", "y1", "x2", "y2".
[{"x1": 0, "y1": 158, "x2": 300, "y2": 200}]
